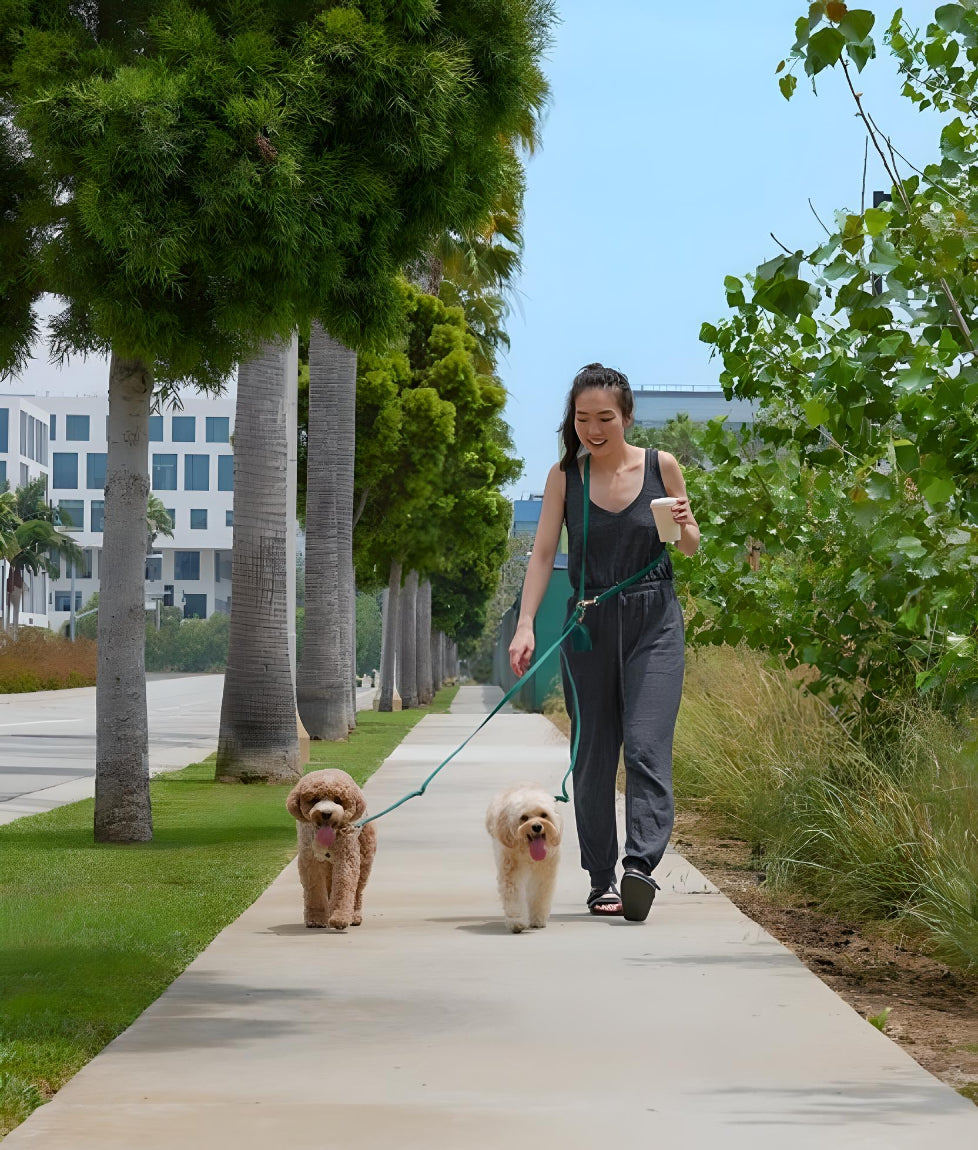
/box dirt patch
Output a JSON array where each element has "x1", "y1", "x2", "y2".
[{"x1": 673, "y1": 808, "x2": 978, "y2": 1105}]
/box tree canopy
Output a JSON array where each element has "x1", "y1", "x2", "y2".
[
  {"x1": 0, "y1": 0, "x2": 555, "y2": 379},
  {"x1": 693, "y1": 1, "x2": 978, "y2": 714}
]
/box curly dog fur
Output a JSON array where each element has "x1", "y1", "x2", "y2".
[
  {"x1": 485, "y1": 784, "x2": 563, "y2": 933},
  {"x1": 286, "y1": 769, "x2": 377, "y2": 930}
]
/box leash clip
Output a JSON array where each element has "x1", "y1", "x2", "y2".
[{"x1": 575, "y1": 597, "x2": 597, "y2": 621}]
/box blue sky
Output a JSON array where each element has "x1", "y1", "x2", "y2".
[
  {"x1": 7, "y1": 0, "x2": 947, "y2": 500},
  {"x1": 503, "y1": 0, "x2": 945, "y2": 494}
]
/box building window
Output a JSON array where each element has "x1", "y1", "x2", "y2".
[
  {"x1": 206, "y1": 416, "x2": 230, "y2": 443},
  {"x1": 0, "y1": 461, "x2": 5, "y2": 486},
  {"x1": 86, "y1": 452, "x2": 107, "y2": 489},
  {"x1": 152, "y1": 454, "x2": 177, "y2": 490},
  {"x1": 165, "y1": 507, "x2": 176, "y2": 529},
  {"x1": 217, "y1": 455, "x2": 233, "y2": 491},
  {"x1": 149, "y1": 415, "x2": 163, "y2": 442},
  {"x1": 38, "y1": 422, "x2": 48, "y2": 466},
  {"x1": 90, "y1": 500, "x2": 105, "y2": 533},
  {"x1": 190, "y1": 509, "x2": 207, "y2": 529},
  {"x1": 54, "y1": 591, "x2": 83, "y2": 612},
  {"x1": 225, "y1": 509, "x2": 233, "y2": 527},
  {"x1": 183, "y1": 593, "x2": 207, "y2": 619},
  {"x1": 49, "y1": 413, "x2": 56, "y2": 442},
  {"x1": 65, "y1": 414, "x2": 90, "y2": 441},
  {"x1": 174, "y1": 550, "x2": 200, "y2": 580},
  {"x1": 145, "y1": 555, "x2": 162, "y2": 582},
  {"x1": 184, "y1": 454, "x2": 209, "y2": 491},
  {"x1": 19, "y1": 462, "x2": 28, "y2": 487},
  {"x1": 0, "y1": 407, "x2": 10, "y2": 453},
  {"x1": 53, "y1": 454, "x2": 79, "y2": 489},
  {"x1": 57, "y1": 499, "x2": 84, "y2": 530},
  {"x1": 172, "y1": 416, "x2": 195, "y2": 443},
  {"x1": 47, "y1": 548, "x2": 61, "y2": 579}
]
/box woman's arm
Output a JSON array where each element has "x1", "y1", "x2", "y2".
[
  {"x1": 508, "y1": 463, "x2": 566, "y2": 676},
  {"x1": 658, "y1": 451, "x2": 700, "y2": 558}
]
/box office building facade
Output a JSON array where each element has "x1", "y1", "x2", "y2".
[{"x1": 0, "y1": 391, "x2": 235, "y2": 632}]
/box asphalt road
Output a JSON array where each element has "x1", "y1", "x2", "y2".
[{"x1": 0, "y1": 675, "x2": 376, "y2": 825}]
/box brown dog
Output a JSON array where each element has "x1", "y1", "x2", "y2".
[{"x1": 285, "y1": 769, "x2": 378, "y2": 930}]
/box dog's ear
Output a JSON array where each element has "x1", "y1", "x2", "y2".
[
  {"x1": 353, "y1": 788, "x2": 367, "y2": 820},
  {"x1": 285, "y1": 782, "x2": 305, "y2": 820}
]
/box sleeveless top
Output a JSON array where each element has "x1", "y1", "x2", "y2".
[{"x1": 564, "y1": 448, "x2": 674, "y2": 591}]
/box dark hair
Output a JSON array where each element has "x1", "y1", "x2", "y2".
[{"x1": 558, "y1": 363, "x2": 634, "y2": 470}]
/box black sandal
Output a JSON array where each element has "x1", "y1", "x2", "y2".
[
  {"x1": 620, "y1": 869, "x2": 660, "y2": 922},
  {"x1": 587, "y1": 884, "x2": 623, "y2": 916}
]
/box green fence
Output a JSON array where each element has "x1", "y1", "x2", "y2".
[{"x1": 492, "y1": 559, "x2": 573, "y2": 712}]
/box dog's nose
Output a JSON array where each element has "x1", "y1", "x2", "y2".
[{"x1": 531, "y1": 823, "x2": 543, "y2": 834}]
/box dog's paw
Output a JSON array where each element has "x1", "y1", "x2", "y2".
[
  {"x1": 505, "y1": 918, "x2": 529, "y2": 934},
  {"x1": 328, "y1": 914, "x2": 351, "y2": 931},
  {"x1": 350, "y1": 913, "x2": 363, "y2": 927},
  {"x1": 528, "y1": 918, "x2": 549, "y2": 929},
  {"x1": 305, "y1": 916, "x2": 329, "y2": 929}
]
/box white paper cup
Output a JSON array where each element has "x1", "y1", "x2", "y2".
[{"x1": 650, "y1": 497, "x2": 681, "y2": 542}]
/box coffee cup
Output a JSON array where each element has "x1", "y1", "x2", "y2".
[{"x1": 650, "y1": 497, "x2": 681, "y2": 543}]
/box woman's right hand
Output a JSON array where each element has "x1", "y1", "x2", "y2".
[{"x1": 508, "y1": 622, "x2": 535, "y2": 678}]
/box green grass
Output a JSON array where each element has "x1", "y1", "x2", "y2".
[
  {"x1": 672, "y1": 647, "x2": 978, "y2": 970},
  {"x1": 0, "y1": 686, "x2": 457, "y2": 1138}
]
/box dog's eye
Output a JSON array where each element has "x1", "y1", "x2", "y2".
[{"x1": 519, "y1": 815, "x2": 528, "y2": 822}]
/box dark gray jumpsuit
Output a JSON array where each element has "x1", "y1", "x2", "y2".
[{"x1": 561, "y1": 448, "x2": 685, "y2": 891}]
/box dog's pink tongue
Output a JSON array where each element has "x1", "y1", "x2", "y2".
[
  {"x1": 529, "y1": 837, "x2": 547, "y2": 862},
  {"x1": 316, "y1": 826, "x2": 336, "y2": 848}
]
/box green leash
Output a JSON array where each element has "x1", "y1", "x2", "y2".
[{"x1": 357, "y1": 456, "x2": 669, "y2": 827}]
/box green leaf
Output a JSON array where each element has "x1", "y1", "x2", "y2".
[
  {"x1": 863, "y1": 206, "x2": 888, "y2": 236},
  {"x1": 779, "y1": 74, "x2": 798, "y2": 100},
  {"x1": 935, "y1": 4, "x2": 965, "y2": 33},
  {"x1": 699, "y1": 322, "x2": 718, "y2": 344},
  {"x1": 896, "y1": 360, "x2": 937, "y2": 393},
  {"x1": 896, "y1": 535, "x2": 926, "y2": 558},
  {"x1": 803, "y1": 398, "x2": 831, "y2": 427},
  {"x1": 845, "y1": 40, "x2": 874, "y2": 70},
  {"x1": 839, "y1": 10, "x2": 874, "y2": 42},
  {"x1": 892, "y1": 440, "x2": 919, "y2": 471},
  {"x1": 807, "y1": 27, "x2": 846, "y2": 73},
  {"x1": 920, "y1": 473, "x2": 955, "y2": 504}
]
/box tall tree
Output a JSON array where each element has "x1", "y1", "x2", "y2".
[
  {"x1": 297, "y1": 326, "x2": 357, "y2": 739},
  {"x1": 397, "y1": 568, "x2": 420, "y2": 708},
  {"x1": 416, "y1": 578, "x2": 434, "y2": 705},
  {"x1": 378, "y1": 562, "x2": 402, "y2": 712},
  {"x1": 2, "y1": 1, "x2": 554, "y2": 838},
  {"x1": 216, "y1": 338, "x2": 300, "y2": 784}
]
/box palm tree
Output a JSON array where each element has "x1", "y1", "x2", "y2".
[
  {"x1": 416, "y1": 577, "x2": 433, "y2": 704},
  {"x1": 296, "y1": 323, "x2": 357, "y2": 739},
  {"x1": 5, "y1": 519, "x2": 82, "y2": 635},
  {"x1": 397, "y1": 568, "x2": 419, "y2": 708},
  {"x1": 216, "y1": 337, "x2": 301, "y2": 784},
  {"x1": 377, "y1": 561, "x2": 402, "y2": 712}
]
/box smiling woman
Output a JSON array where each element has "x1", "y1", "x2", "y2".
[{"x1": 508, "y1": 362, "x2": 699, "y2": 921}]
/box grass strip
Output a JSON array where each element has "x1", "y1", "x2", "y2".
[{"x1": 0, "y1": 685, "x2": 457, "y2": 1138}]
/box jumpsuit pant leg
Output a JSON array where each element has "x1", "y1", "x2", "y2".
[
  {"x1": 620, "y1": 583, "x2": 685, "y2": 875},
  {"x1": 561, "y1": 597, "x2": 621, "y2": 891}
]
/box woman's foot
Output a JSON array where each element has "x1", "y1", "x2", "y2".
[
  {"x1": 620, "y1": 869, "x2": 660, "y2": 922},
  {"x1": 586, "y1": 884, "x2": 623, "y2": 916}
]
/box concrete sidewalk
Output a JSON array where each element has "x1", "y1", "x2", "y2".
[{"x1": 6, "y1": 686, "x2": 977, "y2": 1148}]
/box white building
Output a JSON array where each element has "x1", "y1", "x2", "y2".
[
  {"x1": 0, "y1": 391, "x2": 235, "y2": 632},
  {"x1": 633, "y1": 385, "x2": 755, "y2": 429}
]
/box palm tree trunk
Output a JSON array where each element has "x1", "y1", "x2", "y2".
[
  {"x1": 397, "y1": 569, "x2": 419, "y2": 708},
  {"x1": 430, "y1": 628, "x2": 441, "y2": 694},
  {"x1": 377, "y1": 561, "x2": 401, "y2": 712},
  {"x1": 416, "y1": 578, "x2": 433, "y2": 704},
  {"x1": 296, "y1": 324, "x2": 356, "y2": 740},
  {"x1": 216, "y1": 338, "x2": 300, "y2": 783},
  {"x1": 94, "y1": 352, "x2": 153, "y2": 843}
]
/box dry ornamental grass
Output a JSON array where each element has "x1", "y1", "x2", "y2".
[{"x1": 0, "y1": 630, "x2": 96, "y2": 693}]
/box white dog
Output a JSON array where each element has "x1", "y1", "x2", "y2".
[{"x1": 485, "y1": 784, "x2": 563, "y2": 933}]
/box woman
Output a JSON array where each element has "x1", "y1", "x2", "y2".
[{"x1": 508, "y1": 363, "x2": 699, "y2": 920}]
